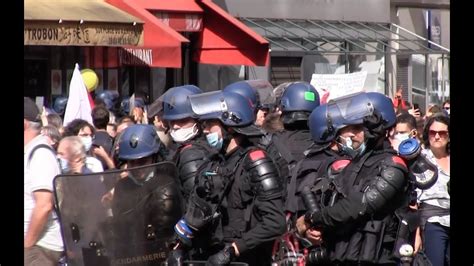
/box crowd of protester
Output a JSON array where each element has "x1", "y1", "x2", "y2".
[{"x1": 24, "y1": 82, "x2": 450, "y2": 266}]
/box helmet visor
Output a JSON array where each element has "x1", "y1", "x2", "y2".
[
  {"x1": 327, "y1": 92, "x2": 374, "y2": 125},
  {"x1": 188, "y1": 91, "x2": 228, "y2": 117},
  {"x1": 247, "y1": 80, "x2": 275, "y2": 109}
]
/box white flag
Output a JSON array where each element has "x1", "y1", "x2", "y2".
[{"x1": 63, "y1": 63, "x2": 93, "y2": 126}]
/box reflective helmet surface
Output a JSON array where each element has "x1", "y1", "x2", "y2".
[
  {"x1": 53, "y1": 96, "x2": 68, "y2": 115},
  {"x1": 246, "y1": 79, "x2": 276, "y2": 110},
  {"x1": 279, "y1": 82, "x2": 320, "y2": 113},
  {"x1": 96, "y1": 90, "x2": 119, "y2": 110},
  {"x1": 120, "y1": 97, "x2": 145, "y2": 115},
  {"x1": 223, "y1": 81, "x2": 258, "y2": 110},
  {"x1": 162, "y1": 85, "x2": 203, "y2": 121},
  {"x1": 120, "y1": 97, "x2": 130, "y2": 114},
  {"x1": 365, "y1": 92, "x2": 396, "y2": 129},
  {"x1": 118, "y1": 124, "x2": 161, "y2": 160},
  {"x1": 188, "y1": 90, "x2": 255, "y2": 127},
  {"x1": 309, "y1": 92, "x2": 375, "y2": 143}
]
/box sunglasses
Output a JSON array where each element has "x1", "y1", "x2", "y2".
[
  {"x1": 428, "y1": 130, "x2": 449, "y2": 138},
  {"x1": 443, "y1": 107, "x2": 450, "y2": 110}
]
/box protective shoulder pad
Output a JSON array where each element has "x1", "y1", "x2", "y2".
[
  {"x1": 384, "y1": 155, "x2": 408, "y2": 173},
  {"x1": 177, "y1": 144, "x2": 212, "y2": 197},
  {"x1": 244, "y1": 148, "x2": 283, "y2": 200},
  {"x1": 330, "y1": 159, "x2": 351, "y2": 174}
]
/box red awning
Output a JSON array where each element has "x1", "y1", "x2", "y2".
[
  {"x1": 106, "y1": 0, "x2": 189, "y2": 68},
  {"x1": 107, "y1": 0, "x2": 269, "y2": 67},
  {"x1": 194, "y1": 0, "x2": 270, "y2": 66}
]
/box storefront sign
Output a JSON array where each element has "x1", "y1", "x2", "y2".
[
  {"x1": 24, "y1": 21, "x2": 143, "y2": 46},
  {"x1": 119, "y1": 48, "x2": 153, "y2": 66}
]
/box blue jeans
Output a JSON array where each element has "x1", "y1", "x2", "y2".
[{"x1": 423, "y1": 222, "x2": 450, "y2": 266}]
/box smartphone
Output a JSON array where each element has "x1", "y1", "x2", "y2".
[{"x1": 413, "y1": 103, "x2": 419, "y2": 110}]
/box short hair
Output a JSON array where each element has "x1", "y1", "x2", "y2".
[
  {"x1": 41, "y1": 125, "x2": 62, "y2": 145},
  {"x1": 27, "y1": 120, "x2": 42, "y2": 132},
  {"x1": 63, "y1": 119, "x2": 95, "y2": 137},
  {"x1": 427, "y1": 104, "x2": 443, "y2": 114},
  {"x1": 117, "y1": 115, "x2": 134, "y2": 125},
  {"x1": 91, "y1": 106, "x2": 110, "y2": 130},
  {"x1": 442, "y1": 99, "x2": 450, "y2": 107},
  {"x1": 396, "y1": 113, "x2": 417, "y2": 130},
  {"x1": 47, "y1": 113, "x2": 63, "y2": 129},
  {"x1": 59, "y1": 136, "x2": 87, "y2": 162}
]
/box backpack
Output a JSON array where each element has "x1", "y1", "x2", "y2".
[{"x1": 26, "y1": 143, "x2": 57, "y2": 169}]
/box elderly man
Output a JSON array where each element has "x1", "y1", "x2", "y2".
[{"x1": 24, "y1": 97, "x2": 64, "y2": 265}]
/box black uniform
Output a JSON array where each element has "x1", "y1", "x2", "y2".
[
  {"x1": 112, "y1": 167, "x2": 184, "y2": 262},
  {"x1": 286, "y1": 146, "x2": 348, "y2": 218},
  {"x1": 260, "y1": 128, "x2": 314, "y2": 200},
  {"x1": 306, "y1": 141, "x2": 412, "y2": 264},
  {"x1": 185, "y1": 141, "x2": 286, "y2": 265},
  {"x1": 172, "y1": 137, "x2": 219, "y2": 202}
]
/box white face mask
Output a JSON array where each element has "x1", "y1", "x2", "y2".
[
  {"x1": 80, "y1": 136, "x2": 93, "y2": 152},
  {"x1": 394, "y1": 132, "x2": 411, "y2": 142},
  {"x1": 170, "y1": 124, "x2": 199, "y2": 143}
]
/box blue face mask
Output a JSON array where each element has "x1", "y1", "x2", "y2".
[
  {"x1": 58, "y1": 157, "x2": 70, "y2": 173},
  {"x1": 206, "y1": 132, "x2": 223, "y2": 150},
  {"x1": 339, "y1": 136, "x2": 366, "y2": 158}
]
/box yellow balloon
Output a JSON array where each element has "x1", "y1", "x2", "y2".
[{"x1": 81, "y1": 69, "x2": 99, "y2": 92}]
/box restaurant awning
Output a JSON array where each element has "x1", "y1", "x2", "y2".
[
  {"x1": 110, "y1": 0, "x2": 269, "y2": 67},
  {"x1": 194, "y1": 0, "x2": 270, "y2": 66},
  {"x1": 107, "y1": 0, "x2": 189, "y2": 68},
  {"x1": 24, "y1": 0, "x2": 144, "y2": 47},
  {"x1": 240, "y1": 18, "x2": 450, "y2": 55}
]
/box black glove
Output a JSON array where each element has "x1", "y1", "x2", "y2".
[
  {"x1": 167, "y1": 248, "x2": 184, "y2": 266},
  {"x1": 206, "y1": 244, "x2": 236, "y2": 266}
]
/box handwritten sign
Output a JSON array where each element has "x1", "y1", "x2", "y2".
[{"x1": 310, "y1": 71, "x2": 367, "y2": 103}]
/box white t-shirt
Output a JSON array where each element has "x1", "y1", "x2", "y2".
[
  {"x1": 416, "y1": 148, "x2": 450, "y2": 227},
  {"x1": 24, "y1": 135, "x2": 64, "y2": 251},
  {"x1": 86, "y1": 156, "x2": 104, "y2": 173}
]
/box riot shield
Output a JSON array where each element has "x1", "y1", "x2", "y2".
[{"x1": 54, "y1": 161, "x2": 184, "y2": 266}]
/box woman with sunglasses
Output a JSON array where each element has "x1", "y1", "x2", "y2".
[{"x1": 417, "y1": 114, "x2": 450, "y2": 266}]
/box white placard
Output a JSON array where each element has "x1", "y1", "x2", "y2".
[{"x1": 311, "y1": 71, "x2": 368, "y2": 103}]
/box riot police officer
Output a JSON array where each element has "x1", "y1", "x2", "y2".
[
  {"x1": 170, "y1": 90, "x2": 286, "y2": 265},
  {"x1": 113, "y1": 124, "x2": 184, "y2": 263},
  {"x1": 264, "y1": 82, "x2": 321, "y2": 197},
  {"x1": 53, "y1": 95, "x2": 68, "y2": 118},
  {"x1": 223, "y1": 79, "x2": 277, "y2": 129},
  {"x1": 295, "y1": 92, "x2": 414, "y2": 265},
  {"x1": 161, "y1": 85, "x2": 221, "y2": 201}
]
